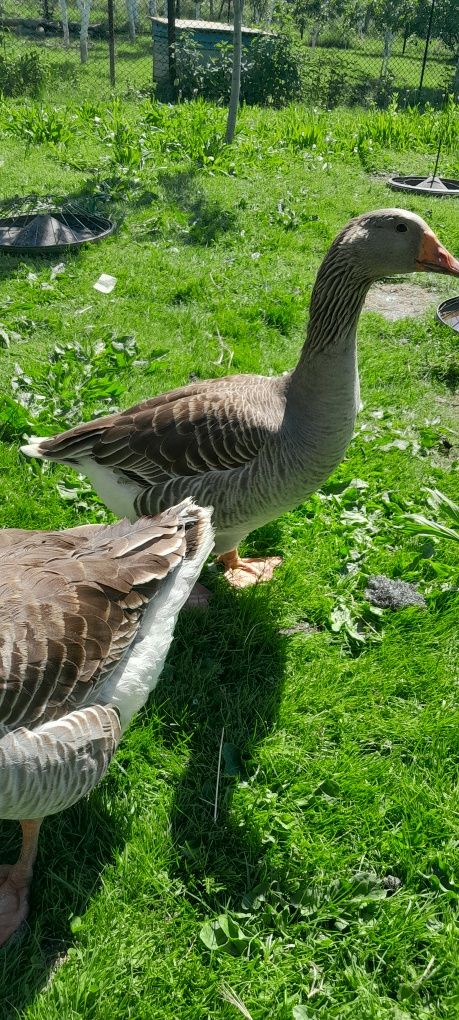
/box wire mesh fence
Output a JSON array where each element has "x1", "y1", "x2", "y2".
[{"x1": 0, "y1": 1, "x2": 457, "y2": 108}]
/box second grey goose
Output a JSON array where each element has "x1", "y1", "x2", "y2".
[
  {"x1": 23, "y1": 209, "x2": 459, "y2": 590},
  {"x1": 0, "y1": 500, "x2": 213, "y2": 945}
]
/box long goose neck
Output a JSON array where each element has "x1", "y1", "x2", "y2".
[{"x1": 292, "y1": 238, "x2": 373, "y2": 384}]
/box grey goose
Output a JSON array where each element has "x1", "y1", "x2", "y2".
[{"x1": 23, "y1": 209, "x2": 459, "y2": 592}]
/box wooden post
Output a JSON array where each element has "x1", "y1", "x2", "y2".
[
  {"x1": 225, "y1": 0, "x2": 242, "y2": 144},
  {"x1": 77, "y1": 0, "x2": 91, "y2": 64},
  {"x1": 58, "y1": 0, "x2": 70, "y2": 46},
  {"x1": 108, "y1": 0, "x2": 115, "y2": 86}
]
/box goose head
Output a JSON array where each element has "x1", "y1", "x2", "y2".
[{"x1": 337, "y1": 208, "x2": 459, "y2": 281}]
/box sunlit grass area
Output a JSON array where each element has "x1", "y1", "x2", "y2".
[{"x1": 0, "y1": 97, "x2": 458, "y2": 1019}]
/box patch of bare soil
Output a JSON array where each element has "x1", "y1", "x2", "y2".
[{"x1": 364, "y1": 283, "x2": 438, "y2": 321}]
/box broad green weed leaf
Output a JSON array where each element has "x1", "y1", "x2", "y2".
[
  {"x1": 293, "y1": 1007, "x2": 312, "y2": 1020},
  {"x1": 199, "y1": 915, "x2": 250, "y2": 956},
  {"x1": 199, "y1": 920, "x2": 227, "y2": 951}
]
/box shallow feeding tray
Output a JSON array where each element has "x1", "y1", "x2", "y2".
[
  {"x1": 436, "y1": 296, "x2": 459, "y2": 333},
  {"x1": 0, "y1": 199, "x2": 115, "y2": 254},
  {"x1": 389, "y1": 175, "x2": 459, "y2": 197}
]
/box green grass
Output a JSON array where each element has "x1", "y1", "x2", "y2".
[
  {"x1": 0, "y1": 32, "x2": 156, "y2": 102},
  {"x1": 0, "y1": 98, "x2": 458, "y2": 1019}
]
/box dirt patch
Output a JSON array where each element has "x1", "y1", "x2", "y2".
[{"x1": 364, "y1": 283, "x2": 438, "y2": 321}]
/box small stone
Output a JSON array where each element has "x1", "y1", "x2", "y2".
[
  {"x1": 365, "y1": 575, "x2": 426, "y2": 610},
  {"x1": 279, "y1": 621, "x2": 318, "y2": 637},
  {"x1": 382, "y1": 875, "x2": 402, "y2": 892}
]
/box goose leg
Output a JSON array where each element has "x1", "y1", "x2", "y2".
[
  {"x1": 218, "y1": 549, "x2": 282, "y2": 588},
  {"x1": 0, "y1": 818, "x2": 42, "y2": 946}
]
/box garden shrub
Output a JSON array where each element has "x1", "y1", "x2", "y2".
[
  {"x1": 300, "y1": 53, "x2": 397, "y2": 110},
  {"x1": 349, "y1": 71, "x2": 396, "y2": 108},
  {"x1": 318, "y1": 23, "x2": 356, "y2": 49},
  {"x1": 175, "y1": 32, "x2": 304, "y2": 107},
  {"x1": 175, "y1": 32, "x2": 398, "y2": 110},
  {"x1": 242, "y1": 33, "x2": 303, "y2": 106},
  {"x1": 0, "y1": 50, "x2": 47, "y2": 98}
]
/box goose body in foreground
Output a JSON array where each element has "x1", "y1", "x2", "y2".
[
  {"x1": 23, "y1": 209, "x2": 459, "y2": 589},
  {"x1": 0, "y1": 500, "x2": 213, "y2": 945}
]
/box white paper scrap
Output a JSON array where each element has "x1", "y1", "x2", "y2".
[
  {"x1": 50, "y1": 262, "x2": 65, "y2": 280},
  {"x1": 93, "y1": 273, "x2": 117, "y2": 294}
]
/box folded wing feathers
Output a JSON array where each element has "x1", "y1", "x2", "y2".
[
  {"x1": 0, "y1": 500, "x2": 213, "y2": 731},
  {"x1": 0, "y1": 703, "x2": 121, "y2": 820},
  {"x1": 21, "y1": 377, "x2": 277, "y2": 491}
]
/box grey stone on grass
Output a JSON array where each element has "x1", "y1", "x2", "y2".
[{"x1": 365, "y1": 575, "x2": 426, "y2": 610}]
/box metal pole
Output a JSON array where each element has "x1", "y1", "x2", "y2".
[
  {"x1": 167, "y1": 0, "x2": 176, "y2": 94},
  {"x1": 430, "y1": 135, "x2": 442, "y2": 182},
  {"x1": 108, "y1": 0, "x2": 115, "y2": 87},
  {"x1": 418, "y1": 0, "x2": 435, "y2": 97},
  {"x1": 225, "y1": 0, "x2": 242, "y2": 143}
]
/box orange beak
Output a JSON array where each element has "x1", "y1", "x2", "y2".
[{"x1": 416, "y1": 229, "x2": 459, "y2": 276}]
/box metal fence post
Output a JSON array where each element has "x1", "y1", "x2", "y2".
[
  {"x1": 167, "y1": 0, "x2": 176, "y2": 94},
  {"x1": 225, "y1": 0, "x2": 242, "y2": 143},
  {"x1": 418, "y1": 0, "x2": 435, "y2": 97},
  {"x1": 108, "y1": 0, "x2": 116, "y2": 87}
]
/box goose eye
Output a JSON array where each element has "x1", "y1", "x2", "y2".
[{"x1": 396, "y1": 223, "x2": 408, "y2": 233}]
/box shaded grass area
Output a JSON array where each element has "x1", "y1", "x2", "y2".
[{"x1": 0, "y1": 99, "x2": 457, "y2": 1019}]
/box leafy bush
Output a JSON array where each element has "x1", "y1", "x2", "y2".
[
  {"x1": 243, "y1": 33, "x2": 303, "y2": 106},
  {"x1": 300, "y1": 54, "x2": 397, "y2": 110},
  {"x1": 175, "y1": 32, "x2": 303, "y2": 107},
  {"x1": 7, "y1": 333, "x2": 140, "y2": 434},
  {"x1": 0, "y1": 50, "x2": 47, "y2": 98},
  {"x1": 175, "y1": 37, "x2": 209, "y2": 102},
  {"x1": 317, "y1": 23, "x2": 356, "y2": 49},
  {"x1": 174, "y1": 31, "x2": 401, "y2": 110},
  {"x1": 2, "y1": 104, "x2": 73, "y2": 147}
]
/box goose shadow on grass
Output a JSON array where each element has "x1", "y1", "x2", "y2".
[
  {"x1": 159, "y1": 170, "x2": 239, "y2": 247},
  {"x1": 153, "y1": 536, "x2": 288, "y2": 910},
  {"x1": 0, "y1": 792, "x2": 132, "y2": 1020}
]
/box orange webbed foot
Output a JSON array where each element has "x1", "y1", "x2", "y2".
[
  {"x1": 0, "y1": 865, "x2": 32, "y2": 946},
  {"x1": 218, "y1": 550, "x2": 282, "y2": 589}
]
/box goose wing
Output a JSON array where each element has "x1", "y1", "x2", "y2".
[
  {"x1": 25, "y1": 375, "x2": 284, "y2": 485},
  {"x1": 0, "y1": 504, "x2": 208, "y2": 731}
]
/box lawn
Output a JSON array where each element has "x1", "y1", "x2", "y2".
[{"x1": 0, "y1": 96, "x2": 458, "y2": 1019}]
